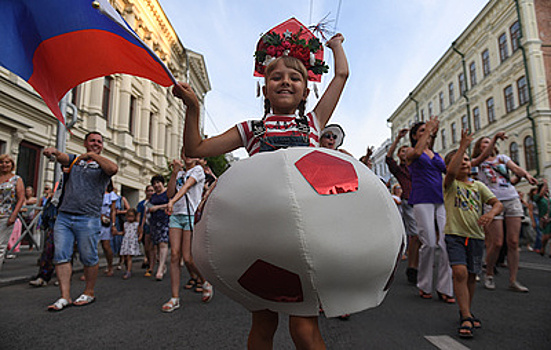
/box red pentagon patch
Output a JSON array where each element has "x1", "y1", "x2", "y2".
[
  {"x1": 295, "y1": 150, "x2": 358, "y2": 195},
  {"x1": 238, "y1": 259, "x2": 303, "y2": 302}
]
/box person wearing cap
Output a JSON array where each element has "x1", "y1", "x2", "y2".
[{"x1": 319, "y1": 124, "x2": 353, "y2": 156}]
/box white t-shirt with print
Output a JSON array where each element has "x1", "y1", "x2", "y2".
[{"x1": 172, "y1": 165, "x2": 206, "y2": 215}]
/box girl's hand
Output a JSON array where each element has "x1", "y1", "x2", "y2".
[
  {"x1": 478, "y1": 213, "x2": 494, "y2": 227},
  {"x1": 171, "y1": 159, "x2": 183, "y2": 173},
  {"x1": 166, "y1": 201, "x2": 174, "y2": 216},
  {"x1": 459, "y1": 129, "x2": 473, "y2": 148},
  {"x1": 526, "y1": 174, "x2": 538, "y2": 186},
  {"x1": 173, "y1": 82, "x2": 199, "y2": 109},
  {"x1": 7, "y1": 215, "x2": 16, "y2": 226},
  {"x1": 397, "y1": 128, "x2": 409, "y2": 139},
  {"x1": 326, "y1": 33, "x2": 344, "y2": 49},
  {"x1": 494, "y1": 131, "x2": 508, "y2": 141},
  {"x1": 426, "y1": 116, "x2": 439, "y2": 133}
]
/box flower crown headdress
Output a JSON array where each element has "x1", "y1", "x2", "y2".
[{"x1": 254, "y1": 18, "x2": 329, "y2": 82}]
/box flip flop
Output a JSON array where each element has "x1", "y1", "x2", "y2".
[
  {"x1": 201, "y1": 281, "x2": 214, "y2": 303},
  {"x1": 48, "y1": 298, "x2": 72, "y2": 312},
  {"x1": 73, "y1": 294, "x2": 96, "y2": 307}
]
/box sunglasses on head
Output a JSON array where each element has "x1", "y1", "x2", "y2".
[{"x1": 322, "y1": 134, "x2": 338, "y2": 140}]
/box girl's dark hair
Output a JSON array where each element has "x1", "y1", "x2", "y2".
[
  {"x1": 126, "y1": 208, "x2": 138, "y2": 216},
  {"x1": 409, "y1": 122, "x2": 425, "y2": 147},
  {"x1": 263, "y1": 98, "x2": 271, "y2": 119},
  {"x1": 150, "y1": 174, "x2": 165, "y2": 185},
  {"x1": 106, "y1": 180, "x2": 114, "y2": 192}
]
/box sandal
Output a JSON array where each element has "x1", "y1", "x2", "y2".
[
  {"x1": 184, "y1": 278, "x2": 197, "y2": 290},
  {"x1": 458, "y1": 311, "x2": 481, "y2": 328},
  {"x1": 161, "y1": 298, "x2": 180, "y2": 312},
  {"x1": 418, "y1": 290, "x2": 432, "y2": 299},
  {"x1": 201, "y1": 281, "x2": 214, "y2": 303},
  {"x1": 73, "y1": 294, "x2": 95, "y2": 307},
  {"x1": 458, "y1": 317, "x2": 474, "y2": 338},
  {"x1": 48, "y1": 298, "x2": 72, "y2": 312},
  {"x1": 144, "y1": 269, "x2": 152, "y2": 277},
  {"x1": 437, "y1": 291, "x2": 456, "y2": 304}
]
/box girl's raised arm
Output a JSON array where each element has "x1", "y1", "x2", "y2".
[
  {"x1": 173, "y1": 82, "x2": 243, "y2": 158},
  {"x1": 313, "y1": 34, "x2": 349, "y2": 128}
]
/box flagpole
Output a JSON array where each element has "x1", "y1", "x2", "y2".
[{"x1": 53, "y1": 94, "x2": 78, "y2": 185}]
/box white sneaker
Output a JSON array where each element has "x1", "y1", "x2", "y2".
[
  {"x1": 29, "y1": 277, "x2": 47, "y2": 287},
  {"x1": 509, "y1": 281, "x2": 529, "y2": 293},
  {"x1": 484, "y1": 275, "x2": 496, "y2": 290}
]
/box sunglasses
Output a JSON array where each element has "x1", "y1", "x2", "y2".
[{"x1": 322, "y1": 134, "x2": 338, "y2": 140}]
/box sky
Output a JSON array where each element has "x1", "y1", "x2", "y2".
[{"x1": 160, "y1": 0, "x2": 490, "y2": 159}]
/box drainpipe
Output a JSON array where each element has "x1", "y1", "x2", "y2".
[
  {"x1": 451, "y1": 41, "x2": 472, "y2": 135},
  {"x1": 408, "y1": 93, "x2": 420, "y2": 122},
  {"x1": 514, "y1": 0, "x2": 540, "y2": 176}
]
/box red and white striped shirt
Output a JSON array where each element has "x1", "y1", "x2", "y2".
[{"x1": 237, "y1": 112, "x2": 321, "y2": 156}]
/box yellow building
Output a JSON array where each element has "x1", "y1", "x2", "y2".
[
  {"x1": 0, "y1": 0, "x2": 211, "y2": 205},
  {"x1": 387, "y1": 0, "x2": 551, "y2": 190}
]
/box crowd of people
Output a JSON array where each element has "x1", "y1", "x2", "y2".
[{"x1": 0, "y1": 22, "x2": 548, "y2": 348}]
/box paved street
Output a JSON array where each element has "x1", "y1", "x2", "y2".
[{"x1": 1, "y1": 248, "x2": 550, "y2": 349}]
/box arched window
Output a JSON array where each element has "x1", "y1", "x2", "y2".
[
  {"x1": 509, "y1": 142, "x2": 519, "y2": 165},
  {"x1": 524, "y1": 136, "x2": 536, "y2": 171}
]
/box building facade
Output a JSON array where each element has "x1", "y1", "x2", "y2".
[
  {"x1": 387, "y1": 0, "x2": 551, "y2": 192},
  {"x1": 0, "y1": 0, "x2": 211, "y2": 206},
  {"x1": 372, "y1": 138, "x2": 392, "y2": 183}
]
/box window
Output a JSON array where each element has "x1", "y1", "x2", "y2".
[
  {"x1": 482, "y1": 49, "x2": 491, "y2": 77},
  {"x1": 102, "y1": 76, "x2": 113, "y2": 120},
  {"x1": 510, "y1": 142, "x2": 519, "y2": 165},
  {"x1": 504, "y1": 85, "x2": 515, "y2": 113},
  {"x1": 129, "y1": 96, "x2": 136, "y2": 135},
  {"x1": 461, "y1": 115, "x2": 468, "y2": 131},
  {"x1": 517, "y1": 76, "x2": 528, "y2": 106},
  {"x1": 510, "y1": 21, "x2": 520, "y2": 52},
  {"x1": 16, "y1": 141, "x2": 41, "y2": 192},
  {"x1": 149, "y1": 112, "x2": 155, "y2": 145},
  {"x1": 524, "y1": 136, "x2": 536, "y2": 170},
  {"x1": 439, "y1": 92, "x2": 445, "y2": 112},
  {"x1": 448, "y1": 83, "x2": 455, "y2": 105},
  {"x1": 487, "y1": 97, "x2": 495, "y2": 123},
  {"x1": 441, "y1": 129, "x2": 447, "y2": 149},
  {"x1": 71, "y1": 86, "x2": 79, "y2": 106},
  {"x1": 499, "y1": 33, "x2": 509, "y2": 62},
  {"x1": 428, "y1": 102, "x2": 433, "y2": 117},
  {"x1": 420, "y1": 109, "x2": 425, "y2": 122},
  {"x1": 459, "y1": 72, "x2": 466, "y2": 95},
  {"x1": 451, "y1": 122, "x2": 457, "y2": 144},
  {"x1": 473, "y1": 107, "x2": 481, "y2": 131},
  {"x1": 470, "y1": 61, "x2": 477, "y2": 87}
]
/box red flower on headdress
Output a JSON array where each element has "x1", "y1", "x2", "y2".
[{"x1": 253, "y1": 18, "x2": 328, "y2": 82}]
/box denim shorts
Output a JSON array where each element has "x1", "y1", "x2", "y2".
[
  {"x1": 53, "y1": 212, "x2": 101, "y2": 266},
  {"x1": 445, "y1": 234, "x2": 484, "y2": 274},
  {"x1": 169, "y1": 214, "x2": 194, "y2": 231}
]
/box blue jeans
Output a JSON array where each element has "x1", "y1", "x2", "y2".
[{"x1": 53, "y1": 212, "x2": 101, "y2": 266}]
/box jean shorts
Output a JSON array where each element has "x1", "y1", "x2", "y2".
[
  {"x1": 445, "y1": 234, "x2": 484, "y2": 274},
  {"x1": 53, "y1": 212, "x2": 101, "y2": 266},
  {"x1": 169, "y1": 214, "x2": 194, "y2": 231}
]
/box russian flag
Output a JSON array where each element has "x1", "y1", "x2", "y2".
[{"x1": 0, "y1": 0, "x2": 176, "y2": 124}]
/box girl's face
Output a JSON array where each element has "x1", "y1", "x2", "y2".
[
  {"x1": 320, "y1": 132, "x2": 337, "y2": 149},
  {"x1": 479, "y1": 137, "x2": 491, "y2": 152},
  {"x1": 414, "y1": 124, "x2": 426, "y2": 141},
  {"x1": 145, "y1": 186, "x2": 155, "y2": 199},
  {"x1": 0, "y1": 158, "x2": 13, "y2": 174},
  {"x1": 263, "y1": 60, "x2": 308, "y2": 114},
  {"x1": 152, "y1": 181, "x2": 164, "y2": 193},
  {"x1": 459, "y1": 153, "x2": 472, "y2": 177},
  {"x1": 126, "y1": 212, "x2": 136, "y2": 223}
]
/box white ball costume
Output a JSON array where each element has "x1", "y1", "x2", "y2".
[{"x1": 193, "y1": 148, "x2": 405, "y2": 317}]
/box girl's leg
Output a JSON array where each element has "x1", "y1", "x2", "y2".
[
  {"x1": 126, "y1": 255, "x2": 133, "y2": 273},
  {"x1": 541, "y1": 234, "x2": 551, "y2": 255},
  {"x1": 288, "y1": 316, "x2": 326, "y2": 350},
  {"x1": 435, "y1": 204, "x2": 453, "y2": 296},
  {"x1": 101, "y1": 240, "x2": 114, "y2": 274},
  {"x1": 248, "y1": 310, "x2": 278, "y2": 350},
  {"x1": 413, "y1": 204, "x2": 437, "y2": 294},
  {"x1": 145, "y1": 235, "x2": 154, "y2": 274},
  {"x1": 467, "y1": 273, "x2": 476, "y2": 307},
  {"x1": 452, "y1": 265, "x2": 470, "y2": 318},
  {"x1": 157, "y1": 242, "x2": 168, "y2": 279},
  {"x1": 182, "y1": 230, "x2": 203, "y2": 282},
  {"x1": 485, "y1": 220, "x2": 504, "y2": 277},
  {"x1": 505, "y1": 217, "x2": 521, "y2": 283},
  {"x1": 169, "y1": 228, "x2": 183, "y2": 298}
]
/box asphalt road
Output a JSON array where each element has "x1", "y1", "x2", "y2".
[{"x1": 1, "y1": 249, "x2": 550, "y2": 349}]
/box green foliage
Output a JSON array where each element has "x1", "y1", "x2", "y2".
[{"x1": 206, "y1": 154, "x2": 230, "y2": 177}]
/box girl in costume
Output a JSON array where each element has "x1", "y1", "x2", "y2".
[
  {"x1": 471, "y1": 132, "x2": 538, "y2": 292},
  {"x1": 119, "y1": 208, "x2": 141, "y2": 279},
  {"x1": 173, "y1": 21, "x2": 348, "y2": 349}
]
